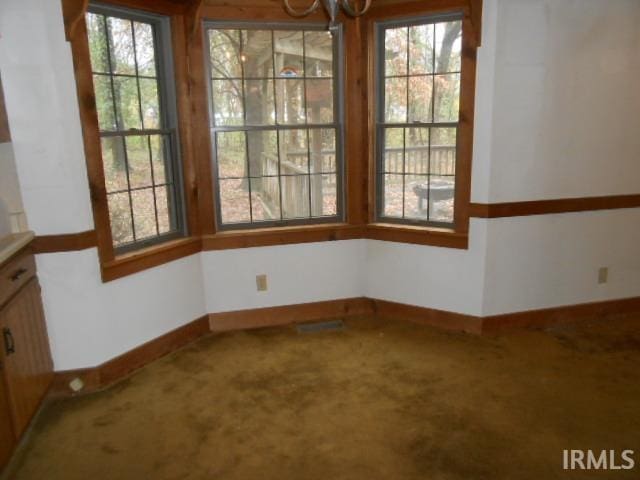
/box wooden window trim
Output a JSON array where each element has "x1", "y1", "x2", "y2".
[
  {"x1": 365, "y1": 0, "x2": 481, "y2": 243},
  {"x1": 63, "y1": 0, "x2": 479, "y2": 283},
  {"x1": 63, "y1": 0, "x2": 202, "y2": 282}
]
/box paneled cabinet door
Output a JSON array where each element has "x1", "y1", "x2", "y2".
[
  {"x1": 0, "y1": 372, "x2": 15, "y2": 471},
  {"x1": 0, "y1": 278, "x2": 53, "y2": 438}
]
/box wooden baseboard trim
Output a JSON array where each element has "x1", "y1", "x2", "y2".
[
  {"x1": 209, "y1": 297, "x2": 375, "y2": 332},
  {"x1": 469, "y1": 194, "x2": 640, "y2": 218},
  {"x1": 49, "y1": 295, "x2": 640, "y2": 397},
  {"x1": 50, "y1": 315, "x2": 210, "y2": 396},
  {"x1": 373, "y1": 299, "x2": 483, "y2": 334},
  {"x1": 482, "y1": 296, "x2": 640, "y2": 333},
  {"x1": 32, "y1": 230, "x2": 97, "y2": 254}
]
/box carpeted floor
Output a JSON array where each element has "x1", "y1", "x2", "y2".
[{"x1": 5, "y1": 315, "x2": 640, "y2": 480}]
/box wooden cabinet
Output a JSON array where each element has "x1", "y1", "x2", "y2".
[
  {"x1": 0, "y1": 247, "x2": 53, "y2": 471},
  {"x1": 0, "y1": 371, "x2": 15, "y2": 469}
]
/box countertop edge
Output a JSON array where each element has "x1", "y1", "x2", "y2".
[{"x1": 0, "y1": 231, "x2": 35, "y2": 266}]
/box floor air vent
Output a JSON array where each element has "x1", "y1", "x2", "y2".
[{"x1": 296, "y1": 320, "x2": 345, "y2": 334}]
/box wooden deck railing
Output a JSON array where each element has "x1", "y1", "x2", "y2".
[
  {"x1": 256, "y1": 146, "x2": 453, "y2": 216},
  {"x1": 385, "y1": 146, "x2": 456, "y2": 175}
]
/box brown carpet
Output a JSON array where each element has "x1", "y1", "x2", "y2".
[{"x1": 6, "y1": 315, "x2": 640, "y2": 480}]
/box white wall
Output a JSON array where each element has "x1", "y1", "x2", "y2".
[
  {"x1": 483, "y1": 210, "x2": 640, "y2": 316},
  {"x1": 0, "y1": 0, "x2": 93, "y2": 235},
  {"x1": 365, "y1": 221, "x2": 488, "y2": 316},
  {"x1": 36, "y1": 251, "x2": 206, "y2": 370},
  {"x1": 202, "y1": 240, "x2": 366, "y2": 313},
  {"x1": 488, "y1": 0, "x2": 640, "y2": 202},
  {"x1": 0, "y1": 142, "x2": 27, "y2": 235},
  {"x1": 480, "y1": 0, "x2": 640, "y2": 315}
]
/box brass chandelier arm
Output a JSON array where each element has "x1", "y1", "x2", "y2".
[
  {"x1": 340, "y1": 0, "x2": 372, "y2": 17},
  {"x1": 283, "y1": 0, "x2": 321, "y2": 17}
]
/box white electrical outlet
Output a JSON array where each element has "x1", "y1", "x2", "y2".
[
  {"x1": 598, "y1": 267, "x2": 608, "y2": 284},
  {"x1": 69, "y1": 377, "x2": 85, "y2": 393},
  {"x1": 256, "y1": 274, "x2": 268, "y2": 292}
]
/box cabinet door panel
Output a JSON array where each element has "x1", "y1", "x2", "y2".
[
  {"x1": 1, "y1": 278, "x2": 53, "y2": 437},
  {"x1": 0, "y1": 374, "x2": 15, "y2": 471}
]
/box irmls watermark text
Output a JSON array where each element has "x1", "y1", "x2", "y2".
[{"x1": 563, "y1": 450, "x2": 635, "y2": 470}]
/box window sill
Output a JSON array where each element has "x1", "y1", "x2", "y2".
[
  {"x1": 101, "y1": 237, "x2": 202, "y2": 282},
  {"x1": 365, "y1": 223, "x2": 469, "y2": 249},
  {"x1": 98, "y1": 222, "x2": 468, "y2": 282},
  {"x1": 201, "y1": 223, "x2": 364, "y2": 250}
]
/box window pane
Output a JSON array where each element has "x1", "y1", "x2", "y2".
[
  {"x1": 274, "y1": 31, "x2": 304, "y2": 77},
  {"x1": 430, "y1": 176, "x2": 455, "y2": 223},
  {"x1": 150, "y1": 135, "x2": 173, "y2": 184},
  {"x1": 242, "y1": 30, "x2": 273, "y2": 78},
  {"x1": 113, "y1": 76, "x2": 142, "y2": 130},
  {"x1": 139, "y1": 78, "x2": 160, "y2": 129},
  {"x1": 404, "y1": 174, "x2": 430, "y2": 220},
  {"x1": 304, "y1": 31, "x2": 333, "y2": 77},
  {"x1": 133, "y1": 22, "x2": 157, "y2": 77},
  {"x1": 209, "y1": 29, "x2": 242, "y2": 78},
  {"x1": 430, "y1": 127, "x2": 456, "y2": 175},
  {"x1": 385, "y1": 27, "x2": 408, "y2": 77},
  {"x1": 107, "y1": 192, "x2": 134, "y2": 246},
  {"x1": 250, "y1": 177, "x2": 281, "y2": 221},
  {"x1": 310, "y1": 174, "x2": 336, "y2": 217},
  {"x1": 211, "y1": 79, "x2": 244, "y2": 126},
  {"x1": 306, "y1": 79, "x2": 333, "y2": 124},
  {"x1": 131, "y1": 188, "x2": 158, "y2": 239},
  {"x1": 384, "y1": 77, "x2": 407, "y2": 123},
  {"x1": 247, "y1": 130, "x2": 278, "y2": 177},
  {"x1": 219, "y1": 178, "x2": 251, "y2": 224},
  {"x1": 276, "y1": 79, "x2": 305, "y2": 124},
  {"x1": 309, "y1": 129, "x2": 335, "y2": 173},
  {"x1": 384, "y1": 128, "x2": 404, "y2": 173},
  {"x1": 216, "y1": 131, "x2": 246, "y2": 179},
  {"x1": 87, "y1": 13, "x2": 109, "y2": 73},
  {"x1": 405, "y1": 128, "x2": 430, "y2": 175},
  {"x1": 435, "y1": 21, "x2": 462, "y2": 73},
  {"x1": 107, "y1": 17, "x2": 136, "y2": 75},
  {"x1": 281, "y1": 175, "x2": 310, "y2": 219},
  {"x1": 244, "y1": 79, "x2": 275, "y2": 125},
  {"x1": 279, "y1": 130, "x2": 308, "y2": 173},
  {"x1": 382, "y1": 174, "x2": 403, "y2": 218},
  {"x1": 378, "y1": 19, "x2": 461, "y2": 227},
  {"x1": 434, "y1": 73, "x2": 460, "y2": 122},
  {"x1": 409, "y1": 24, "x2": 434, "y2": 74},
  {"x1": 93, "y1": 75, "x2": 116, "y2": 131},
  {"x1": 408, "y1": 75, "x2": 433, "y2": 123},
  {"x1": 125, "y1": 136, "x2": 152, "y2": 189},
  {"x1": 102, "y1": 137, "x2": 128, "y2": 193},
  {"x1": 90, "y1": 8, "x2": 184, "y2": 250},
  {"x1": 209, "y1": 26, "x2": 341, "y2": 227},
  {"x1": 155, "y1": 185, "x2": 175, "y2": 234}
]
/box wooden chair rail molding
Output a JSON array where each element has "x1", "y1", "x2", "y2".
[
  {"x1": 50, "y1": 294, "x2": 640, "y2": 397},
  {"x1": 32, "y1": 230, "x2": 98, "y2": 254},
  {"x1": 33, "y1": 191, "x2": 640, "y2": 254},
  {"x1": 468, "y1": 194, "x2": 640, "y2": 218}
]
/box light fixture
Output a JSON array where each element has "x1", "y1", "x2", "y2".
[{"x1": 284, "y1": 0, "x2": 371, "y2": 32}]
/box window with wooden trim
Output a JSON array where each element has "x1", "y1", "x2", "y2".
[
  {"x1": 375, "y1": 14, "x2": 463, "y2": 227},
  {"x1": 86, "y1": 4, "x2": 185, "y2": 252},
  {"x1": 205, "y1": 22, "x2": 344, "y2": 229}
]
